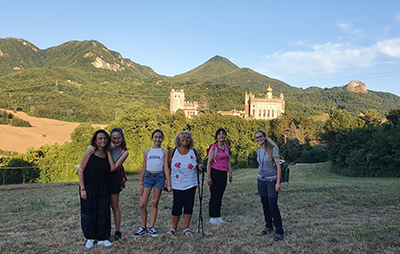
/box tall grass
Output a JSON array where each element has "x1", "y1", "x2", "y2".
[{"x1": 0, "y1": 163, "x2": 399, "y2": 253}]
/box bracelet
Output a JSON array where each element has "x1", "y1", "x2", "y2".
[
  {"x1": 228, "y1": 171, "x2": 232, "y2": 174},
  {"x1": 80, "y1": 189, "x2": 86, "y2": 192}
]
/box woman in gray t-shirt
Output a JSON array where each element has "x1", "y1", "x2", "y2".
[{"x1": 255, "y1": 130, "x2": 284, "y2": 241}]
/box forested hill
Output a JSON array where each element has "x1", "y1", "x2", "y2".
[
  {"x1": 172, "y1": 55, "x2": 295, "y2": 95},
  {"x1": 0, "y1": 37, "x2": 399, "y2": 123}
]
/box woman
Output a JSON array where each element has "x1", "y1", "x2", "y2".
[
  {"x1": 255, "y1": 130, "x2": 284, "y2": 241},
  {"x1": 133, "y1": 129, "x2": 170, "y2": 237},
  {"x1": 207, "y1": 128, "x2": 232, "y2": 224},
  {"x1": 79, "y1": 129, "x2": 112, "y2": 248},
  {"x1": 107, "y1": 128, "x2": 129, "y2": 241},
  {"x1": 165, "y1": 131, "x2": 202, "y2": 236}
]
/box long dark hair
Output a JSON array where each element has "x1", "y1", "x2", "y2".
[
  {"x1": 90, "y1": 129, "x2": 111, "y2": 151},
  {"x1": 110, "y1": 128, "x2": 127, "y2": 150}
]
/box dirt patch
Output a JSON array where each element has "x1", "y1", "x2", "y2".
[{"x1": 0, "y1": 109, "x2": 107, "y2": 153}]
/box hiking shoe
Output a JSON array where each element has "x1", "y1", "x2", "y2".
[
  {"x1": 114, "y1": 231, "x2": 122, "y2": 241},
  {"x1": 165, "y1": 228, "x2": 176, "y2": 236},
  {"x1": 148, "y1": 227, "x2": 158, "y2": 237},
  {"x1": 209, "y1": 217, "x2": 221, "y2": 224},
  {"x1": 98, "y1": 240, "x2": 112, "y2": 246},
  {"x1": 133, "y1": 227, "x2": 148, "y2": 237},
  {"x1": 85, "y1": 239, "x2": 95, "y2": 249},
  {"x1": 274, "y1": 233, "x2": 284, "y2": 241},
  {"x1": 261, "y1": 227, "x2": 274, "y2": 235},
  {"x1": 217, "y1": 217, "x2": 227, "y2": 224}
]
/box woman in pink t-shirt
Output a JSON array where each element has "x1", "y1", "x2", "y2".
[{"x1": 207, "y1": 128, "x2": 233, "y2": 224}]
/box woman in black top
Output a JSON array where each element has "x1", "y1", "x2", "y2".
[{"x1": 78, "y1": 130, "x2": 112, "y2": 248}]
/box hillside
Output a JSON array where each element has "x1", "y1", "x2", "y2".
[
  {"x1": 0, "y1": 109, "x2": 106, "y2": 153},
  {"x1": 0, "y1": 37, "x2": 400, "y2": 122}
]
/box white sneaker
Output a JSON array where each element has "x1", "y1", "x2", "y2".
[
  {"x1": 98, "y1": 240, "x2": 112, "y2": 247},
  {"x1": 217, "y1": 217, "x2": 227, "y2": 223},
  {"x1": 85, "y1": 239, "x2": 95, "y2": 249},
  {"x1": 210, "y1": 217, "x2": 221, "y2": 224}
]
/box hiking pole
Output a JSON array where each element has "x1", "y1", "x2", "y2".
[{"x1": 197, "y1": 165, "x2": 204, "y2": 236}]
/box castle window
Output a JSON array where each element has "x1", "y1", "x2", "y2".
[
  {"x1": 259, "y1": 110, "x2": 261, "y2": 117},
  {"x1": 263, "y1": 110, "x2": 266, "y2": 117},
  {"x1": 272, "y1": 110, "x2": 274, "y2": 118},
  {"x1": 252, "y1": 109, "x2": 255, "y2": 116},
  {"x1": 267, "y1": 110, "x2": 270, "y2": 118}
]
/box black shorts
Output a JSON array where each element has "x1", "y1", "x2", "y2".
[
  {"x1": 110, "y1": 171, "x2": 122, "y2": 195},
  {"x1": 172, "y1": 186, "x2": 197, "y2": 216}
]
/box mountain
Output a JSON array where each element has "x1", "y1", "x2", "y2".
[
  {"x1": 0, "y1": 38, "x2": 158, "y2": 79},
  {"x1": 172, "y1": 55, "x2": 295, "y2": 95},
  {"x1": 0, "y1": 37, "x2": 399, "y2": 123}
]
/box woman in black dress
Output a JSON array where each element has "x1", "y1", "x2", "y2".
[{"x1": 78, "y1": 129, "x2": 112, "y2": 248}]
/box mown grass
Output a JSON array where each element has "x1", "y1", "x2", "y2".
[{"x1": 0, "y1": 163, "x2": 399, "y2": 253}]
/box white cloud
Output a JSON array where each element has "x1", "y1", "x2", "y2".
[
  {"x1": 336, "y1": 21, "x2": 362, "y2": 35},
  {"x1": 261, "y1": 42, "x2": 376, "y2": 75},
  {"x1": 259, "y1": 37, "x2": 400, "y2": 78},
  {"x1": 376, "y1": 38, "x2": 400, "y2": 57}
]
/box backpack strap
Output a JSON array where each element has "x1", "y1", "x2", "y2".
[
  {"x1": 168, "y1": 147, "x2": 177, "y2": 169},
  {"x1": 193, "y1": 148, "x2": 201, "y2": 165}
]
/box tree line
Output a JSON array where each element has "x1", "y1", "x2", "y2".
[{"x1": 1, "y1": 106, "x2": 399, "y2": 184}]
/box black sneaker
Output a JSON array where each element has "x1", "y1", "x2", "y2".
[
  {"x1": 262, "y1": 227, "x2": 274, "y2": 235},
  {"x1": 114, "y1": 231, "x2": 122, "y2": 241},
  {"x1": 148, "y1": 227, "x2": 158, "y2": 237},
  {"x1": 133, "y1": 227, "x2": 148, "y2": 237},
  {"x1": 274, "y1": 233, "x2": 284, "y2": 241}
]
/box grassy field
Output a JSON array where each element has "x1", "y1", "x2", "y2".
[{"x1": 0, "y1": 163, "x2": 399, "y2": 253}]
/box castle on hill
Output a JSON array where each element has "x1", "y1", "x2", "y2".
[
  {"x1": 244, "y1": 85, "x2": 285, "y2": 120},
  {"x1": 169, "y1": 85, "x2": 285, "y2": 119},
  {"x1": 169, "y1": 88, "x2": 200, "y2": 118}
]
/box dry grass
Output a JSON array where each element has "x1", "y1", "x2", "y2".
[
  {"x1": 0, "y1": 109, "x2": 106, "y2": 154},
  {"x1": 0, "y1": 163, "x2": 399, "y2": 253}
]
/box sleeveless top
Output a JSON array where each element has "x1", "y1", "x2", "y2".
[
  {"x1": 146, "y1": 147, "x2": 164, "y2": 171},
  {"x1": 170, "y1": 149, "x2": 198, "y2": 190},
  {"x1": 110, "y1": 146, "x2": 124, "y2": 163},
  {"x1": 210, "y1": 144, "x2": 229, "y2": 171},
  {"x1": 84, "y1": 154, "x2": 110, "y2": 186},
  {"x1": 256, "y1": 147, "x2": 279, "y2": 181}
]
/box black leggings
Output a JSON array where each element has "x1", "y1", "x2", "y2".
[
  {"x1": 172, "y1": 186, "x2": 197, "y2": 216},
  {"x1": 258, "y1": 179, "x2": 283, "y2": 234},
  {"x1": 209, "y1": 168, "x2": 227, "y2": 218}
]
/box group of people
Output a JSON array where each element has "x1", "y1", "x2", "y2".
[{"x1": 78, "y1": 128, "x2": 284, "y2": 249}]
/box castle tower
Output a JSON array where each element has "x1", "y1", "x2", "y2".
[
  {"x1": 170, "y1": 89, "x2": 185, "y2": 114},
  {"x1": 245, "y1": 91, "x2": 250, "y2": 117},
  {"x1": 266, "y1": 84, "x2": 273, "y2": 99}
]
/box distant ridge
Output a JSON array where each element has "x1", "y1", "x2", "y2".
[
  {"x1": 0, "y1": 38, "x2": 158, "y2": 79},
  {"x1": 0, "y1": 37, "x2": 399, "y2": 123}
]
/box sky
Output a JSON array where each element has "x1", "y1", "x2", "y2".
[{"x1": 1, "y1": 0, "x2": 400, "y2": 96}]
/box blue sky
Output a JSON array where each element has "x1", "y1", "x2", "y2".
[{"x1": 1, "y1": 0, "x2": 400, "y2": 96}]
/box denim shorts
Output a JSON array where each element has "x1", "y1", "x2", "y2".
[{"x1": 143, "y1": 171, "x2": 165, "y2": 189}]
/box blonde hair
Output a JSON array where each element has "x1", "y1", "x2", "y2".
[
  {"x1": 255, "y1": 130, "x2": 279, "y2": 161},
  {"x1": 174, "y1": 131, "x2": 195, "y2": 149}
]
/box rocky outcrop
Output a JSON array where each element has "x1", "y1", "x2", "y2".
[
  {"x1": 91, "y1": 57, "x2": 124, "y2": 72},
  {"x1": 345, "y1": 80, "x2": 368, "y2": 94}
]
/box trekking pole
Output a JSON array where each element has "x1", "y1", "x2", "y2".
[{"x1": 197, "y1": 165, "x2": 204, "y2": 236}]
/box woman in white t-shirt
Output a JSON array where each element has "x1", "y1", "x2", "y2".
[{"x1": 165, "y1": 131, "x2": 202, "y2": 237}]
